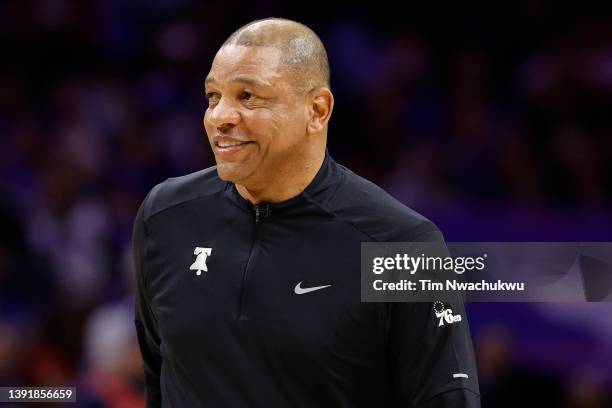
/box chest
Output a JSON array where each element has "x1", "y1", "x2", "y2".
[{"x1": 145, "y1": 209, "x2": 386, "y2": 364}]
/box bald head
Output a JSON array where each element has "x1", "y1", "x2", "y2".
[{"x1": 221, "y1": 18, "x2": 330, "y2": 94}]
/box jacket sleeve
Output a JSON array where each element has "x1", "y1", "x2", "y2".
[
  {"x1": 133, "y1": 199, "x2": 163, "y2": 407},
  {"x1": 387, "y1": 229, "x2": 481, "y2": 407}
]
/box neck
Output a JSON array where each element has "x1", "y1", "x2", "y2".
[{"x1": 235, "y1": 146, "x2": 326, "y2": 204}]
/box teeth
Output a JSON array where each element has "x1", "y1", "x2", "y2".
[{"x1": 217, "y1": 140, "x2": 245, "y2": 148}]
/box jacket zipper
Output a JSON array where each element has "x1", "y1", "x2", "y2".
[{"x1": 237, "y1": 203, "x2": 267, "y2": 319}]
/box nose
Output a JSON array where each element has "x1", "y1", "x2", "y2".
[{"x1": 206, "y1": 96, "x2": 240, "y2": 129}]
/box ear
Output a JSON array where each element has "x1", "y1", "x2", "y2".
[{"x1": 306, "y1": 87, "x2": 334, "y2": 134}]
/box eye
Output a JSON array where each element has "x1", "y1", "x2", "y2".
[
  {"x1": 240, "y1": 91, "x2": 253, "y2": 101},
  {"x1": 205, "y1": 92, "x2": 219, "y2": 106}
]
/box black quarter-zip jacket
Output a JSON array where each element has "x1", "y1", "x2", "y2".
[{"x1": 133, "y1": 153, "x2": 480, "y2": 407}]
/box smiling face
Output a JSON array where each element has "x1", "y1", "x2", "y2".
[{"x1": 204, "y1": 45, "x2": 310, "y2": 188}]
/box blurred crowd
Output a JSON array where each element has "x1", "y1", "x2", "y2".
[{"x1": 0, "y1": 1, "x2": 611, "y2": 406}]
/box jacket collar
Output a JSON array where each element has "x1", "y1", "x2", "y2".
[{"x1": 225, "y1": 149, "x2": 342, "y2": 214}]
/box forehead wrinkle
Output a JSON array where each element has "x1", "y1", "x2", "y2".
[
  {"x1": 232, "y1": 75, "x2": 273, "y2": 88},
  {"x1": 206, "y1": 73, "x2": 281, "y2": 89}
]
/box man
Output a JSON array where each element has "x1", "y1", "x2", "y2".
[{"x1": 134, "y1": 18, "x2": 480, "y2": 407}]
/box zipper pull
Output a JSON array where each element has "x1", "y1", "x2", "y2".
[
  {"x1": 254, "y1": 205, "x2": 261, "y2": 223},
  {"x1": 253, "y1": 203, "x2": 270, "y2": 223}
]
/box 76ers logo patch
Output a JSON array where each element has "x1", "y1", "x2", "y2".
[{"x1": 433, "y1": 301, "x2": 462, "y2": 327}]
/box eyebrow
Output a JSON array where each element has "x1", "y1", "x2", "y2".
[{"x1": 205, "y1": 76, "x2": 269, "y2": 88}]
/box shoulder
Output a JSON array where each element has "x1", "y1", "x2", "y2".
[
  {"x1": 141, "y1": 165, "x2": 225, "y2": 222},
  {"x1": 326, "y1": 164, "x2": 442, "y2": 242}
]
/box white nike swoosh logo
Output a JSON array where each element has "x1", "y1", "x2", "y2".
[{"x1": 294, "y1": 281, "x2": 331, "y2": 294}]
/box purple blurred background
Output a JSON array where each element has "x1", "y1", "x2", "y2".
[{"x1": 1, "y1": 1, "x2": 611, "y2": 406}]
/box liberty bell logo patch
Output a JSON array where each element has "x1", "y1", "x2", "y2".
[{"x1": 190, "y1": 247, "x2": 212, "y2": 275}]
